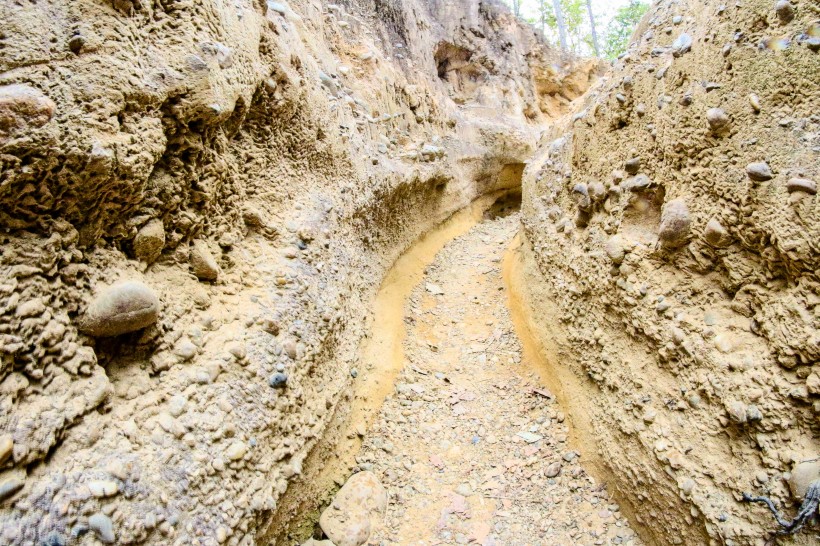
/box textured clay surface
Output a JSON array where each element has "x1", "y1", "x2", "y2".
[
  {"x1": 520, "y1": 0, "x2": 819, "y2": 544},
  {"x1": 0, "y1": 0, "x2": 597, "y2": 544}
]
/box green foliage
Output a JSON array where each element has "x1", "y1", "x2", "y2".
[
  {"x1": 534, "y1": 0, "x2": 587, "y2": 54},
  {"x1": 602, "y1": 1, "x2": 649, "y2": 59}
]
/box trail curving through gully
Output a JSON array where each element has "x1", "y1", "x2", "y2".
[{"x1": 308, "y1": 196, "x2": 643, "y2": 546}]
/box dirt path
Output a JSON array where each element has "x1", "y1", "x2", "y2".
[{"x1": 350, "y1": 210, "x2": 642, "y2": 546}]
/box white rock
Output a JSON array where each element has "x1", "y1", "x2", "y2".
[
  {"x1": 226, "y1": 442, "x2": 247, "y2": 461},
  {"x1": 79, "y1": 281, "x2": 159, "y2": 337},
  {"x1": 319, "y1": 471, "x2": 386, "y2": 546},
  {"x1": 88, "y1": 480, "x2": 119, "y2": 498}
]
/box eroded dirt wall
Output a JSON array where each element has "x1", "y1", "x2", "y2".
[
  {"x1": 0, "y1": 0, "x2": 599, "y2": 544},
  {"x1": 521, "y1": 0, "x2": 819, "y2": 544}
]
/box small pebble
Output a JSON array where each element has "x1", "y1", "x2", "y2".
[
  {"x1": 775, "y1": 1, "x2": 794, "y2": 24},
  {"x1": 88, "y1": 480, "x2": 119, "y2": 498},
  {"x1": 88, "y1": 513, "x2": 115, "y2": 544},
  {"x1": 175, "y1": 339, "x2": 198, "y2": 361},
  {"x1": 749, "y1": 94, "x2": 761, "y2": 112},
  {"x1": 679, "y1": 478, "x2": 696, "y2": 495},
  {"x1": 0, "y1": 435, "x2": 12, "y2": 464},
  {"x1": 225, "y1": 442, "x2": 247, "y2": 461},
  {"x1": 786, "y1": 178, "x2": 816, "y2": 195},
  {"x1": 672, "y1": 33, "x2": 693, "y2": 56},
  {"x1": 706, "y1": 108, "x2": 729, "y2": 132},
  {"x1": 269, "y1": 372, "x2": 288, "y2": 389},
  {"x1": 746, "y1": 162, "x2": 773, "y2": 182},
  {"x1": 704, "y1": 218, "x2": 730, "y2": 248},
  {"x1": 624, "y1": 157, "x2": 641, "y2": 175},
  {"x1": 0, "y1": 477, "x2": 24, "y2": 501}
]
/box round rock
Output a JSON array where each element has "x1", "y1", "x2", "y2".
[
  {"x1": 725, "y1": 400, "x2": 747, "y2": 424},
  {"x1": 706, "y1": 108, "x2": 730, "y2": 132},
  {"x1": 775, "y1": 1, "x2": 794, "y2": 24},
  {"x1": 79, "y1": 281, "x2": 160, "y2": 337},
  {"x1": 320, "y1": 471, "x2": 387, "y2": 546},
  {"x1": 788, "y1": 459, "x2": 820, "y2": 499},
  {"x1": 588, "y1": 181, "x2": 606, "y2": 203},
  {"x1": 605, "y1": 235, "x2": 626, "y2": 265},
  {"x1": 0, "y1": 84, "x2": 56, "y2": 138},
  {"x1": 269, "y1": 372, "x2": 288, "y2": 389}
]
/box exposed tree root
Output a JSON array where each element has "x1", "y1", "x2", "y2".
[{"x1": 742, "y1": 480, "x2": 820, "y2": 543}]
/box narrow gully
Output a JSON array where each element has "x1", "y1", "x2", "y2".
[{"x1": 289, "y1": 192, "x2": 647, "y2": 545}]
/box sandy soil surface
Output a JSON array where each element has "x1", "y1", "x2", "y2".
[{"x1": 348, "y1": 210, "x2": 641, "y2": 546}]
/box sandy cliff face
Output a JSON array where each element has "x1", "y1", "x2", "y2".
[
  {"x1": 521, "y1": 0, "x2": 819, "y2": 544},
  {"x1": 0, "y1": 0, "x2": 597, "y2": 544}
]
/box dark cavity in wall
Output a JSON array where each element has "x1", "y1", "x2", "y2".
[{"x1": 485, "y1": 190, "x2": 522, "y2": 220}]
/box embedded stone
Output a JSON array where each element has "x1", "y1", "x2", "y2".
[
  {"x1": 706, "y1": 108, "x2": 729, "y2": 132},
  {"x1": 624, "y1": 157, "x2": 641, "y2": 175},
  {"x1": 745, "y1": 162, "x2": 773, "y2": 182},
  {"x1": 672, "y1": 33, "x2": 693, "y2": 56},
  {"x1": 200, "y1": 42, "x2": 234, "y2": 69},
  {"x1": 545, "y1": 461, "x2": 562, "y2": 478},
  {"x1": 679, "y1": 478, "x2": 696, "y2": 495},
  {"x1": 605, "y1": 235, "x2": 626, "y2": 265},
  {"x1": 89, "y1": 513, "x2": 115, "y2": 544},
  {"x1": 320, "y1": 471, "x2": 387, "y2": 546},
  {"x1": 79, "y1": 281, "x2": 160, "y2": 337},
  {"x1": 786, "y1": 178, "x2": 816, "y2": 195},
  {"x1": 0, "y1": 476, "x2": 23, "y2": 501},
  {"x1": 623, "y1": 174, "x2": 651, "y2": 191},
  {"x1": 133, "y1": 219, "x2": 165, "y2": 264},
  {"x1": 0, "y1": 435, "x2": 12, "y2": 465},
  {"x1": 775, "y1": 1, "x2": 794, "y2": 24},
  {"x1": 571, "y1": 182, "x2": 591, "y2": 209},
  {"x1": 269, "y1": 2, "x2": 287, "y2": 15},
  {"x1": 88, "y1": 480, "x2": 119, "y2": 498},
  {"x1": 749, "y1": 94, "x2": 761, "y2": 112},
  {"x1": 726, "y1": 400, "x2": 747, "y2": 424},
  {"x1": 268, "y1": 372, "x2": 288, "y2": 389},
  {"x1": 226, "y1": 442, "x2": 247, "y2": 461},
  {"x1": 0, "y1": 84, "x2": 56, "y2": 139},
  {"x1": 588, "y1": 181, "x2": 606, "y2": 203},
  {"x1": 190, "y1": 240, "x2": 220, "y2": 281},
  {"x1": 658, "y1": 199, "x2": 691, "y2": 249},
  {"x1": 788, "y1": 460, "x2": 820, "y2": 499},
  {"x1": 703, "y1": 218, "x2": 730, "y2": 247}
]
